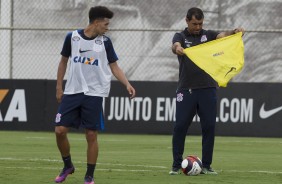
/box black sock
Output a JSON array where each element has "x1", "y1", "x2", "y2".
[
  {"x1": 85, "y1": 163, "x2": 96, "y2": 178},
  {"x1": 62, "y1": 155, "x2": 73, "y2": 168}
]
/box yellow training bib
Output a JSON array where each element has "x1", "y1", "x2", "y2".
[{"x1": 183, "y1": 32, "x2": 244, "y2": 87}]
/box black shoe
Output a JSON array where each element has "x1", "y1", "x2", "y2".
[
  {"x1": 169, "y1": 168, "x2": 181, "y2": 175},
  {"x1": 200, "y1": 167, "x2": 218, "y2": 175}
]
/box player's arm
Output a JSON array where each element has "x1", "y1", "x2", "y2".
[
  {"x1": 56, "y1": 56, "x2": 68, "y2": 103},
  {"x1": 56, "y1": 32, "x2": 71, "y2": 103},
  {"x1": 217, "y1": 27, "x2": 245, "y2": 39},
  {"x1": 172, "y1": 42, "x2": 184, "y2": 56},
  {"x1": 109, "y1": 62, "x2": 136, "y2": 99}
]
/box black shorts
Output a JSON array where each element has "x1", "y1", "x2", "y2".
[{"x1": 54, "y1": 93, "x2": 104, "y2": 130}]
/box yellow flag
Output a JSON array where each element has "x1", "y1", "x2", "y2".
[{"x1": 183, "y1": 32, "x2": 244, "y2": 87}]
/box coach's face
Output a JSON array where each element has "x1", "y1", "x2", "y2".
[{"x1": 186, "y1": 15, "x2": 203, "y2": 35}]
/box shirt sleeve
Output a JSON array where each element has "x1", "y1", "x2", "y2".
[
  {"x1": 104, "y1": 37, "x2": 119, "y2": 63},
  {"x1": 208, "y1": 30, "x2": 220, "y2": 40},
  {"x1": 172, "y1": 33, "x2": 183, "y2": 44},
  {"x1": 60, "y1": 32, "x2": 72, "y2": 57}
]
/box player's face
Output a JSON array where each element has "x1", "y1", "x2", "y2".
[
  {"x1": 186, "y1": 16, "x2": 203, "y2": 35},
  {"x1": 96, "y1": 18, "x2": 110, "y2": 35}
]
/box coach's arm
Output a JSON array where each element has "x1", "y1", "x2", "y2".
[{"x1": 217, "y1": 27, "x2": 245, "y2": 39}]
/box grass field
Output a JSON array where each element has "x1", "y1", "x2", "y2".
[{"x1": 0, "y1": 131, "x2": 282, "y2": 184}]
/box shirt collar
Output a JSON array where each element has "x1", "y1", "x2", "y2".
[{"x1": 184, "y1": 28, "x2": 203, "y2": 37}]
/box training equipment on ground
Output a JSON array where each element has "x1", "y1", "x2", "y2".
[{"x1": 181, "y1": 155, "x2": 203, "y2": 176}]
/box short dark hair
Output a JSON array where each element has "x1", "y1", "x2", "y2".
[
  {"x1": 186, "y1": 7, "x2": 204, "y2": 21},
  {"x1": 88, "y1": 6, "x2": 114, "y2": 23}
]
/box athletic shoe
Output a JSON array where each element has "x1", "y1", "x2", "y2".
[
  {"x1": 200, "y1": 167, "x2": 218, "y2": 175},
  {"x1": 84, "y1": 176, "x2": 95, "y2": 184},
  {"x1": 169, "y1": 168, "x2": 181, "y2": 175},
  {"x1": 55, "y1": 166, "x2": 75, "y2": 183}
]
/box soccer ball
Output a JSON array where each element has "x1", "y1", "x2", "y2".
[{"x1": 181, "y1": 155, "x2": 203, "y2": 176}]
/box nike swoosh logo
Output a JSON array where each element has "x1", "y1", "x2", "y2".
[
  {"x1": 259, "y1": 103, "x2": 282, "y2": 119},
  {"x1": 79, "y1": 49, "x2": 92, "y2": 53},
  {"x1": 224, "y1": 67, "x2": 236, "y2": 77}
]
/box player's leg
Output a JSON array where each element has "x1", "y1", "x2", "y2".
[
  {"x1": 55, "y1": 126, "x2": 71, "y2": 157},
  {"x1": 54, "y1": 126, "x2": 75, "y2": 183},
  {"x1": 84, "y1": 129, "x2": 98, "y2": 184},
  {"x1": 81, "y1": 96, "x2": 103, "y2": 184},
  {"x1": 197, "y1": 88, "x2": 217, "y2": 174},
  {"x1": 54, "y1": 94, "x2": 82, "y2": 182},
  {"x1": 170, "y1": 90, "x2": 197, "y2": 174}
]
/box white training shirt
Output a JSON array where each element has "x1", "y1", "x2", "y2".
[{"x1": 64, "y1": 30, "x2": 113, "y2": 97}]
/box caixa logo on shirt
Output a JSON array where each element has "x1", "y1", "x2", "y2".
[
  {"x1": 0, "y1": 89, "x2": 27, "y2": 122},
  {"x1": 73, "y1": 56, "x2": 99, "y2": 66}
]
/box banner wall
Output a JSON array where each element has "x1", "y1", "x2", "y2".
[{"x1": 0, "y1": 80, "x2": 281, "y2": 137}]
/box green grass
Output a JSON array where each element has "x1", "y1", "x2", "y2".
[{"x1": 0, "y1": 131, "x2": 281, "y2": 184}]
